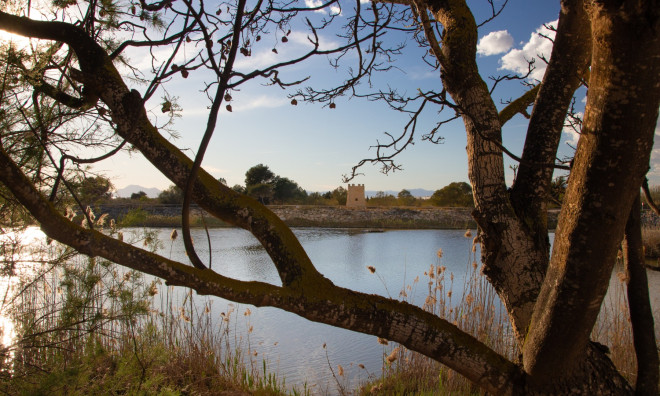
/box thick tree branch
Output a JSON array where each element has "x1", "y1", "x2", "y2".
[
  {"x1": 508, "y1": 0, "x2": 591, "y2": 288},
  {"x1": 498, "y1": 85, "x2": 538, "y2": 126},
  {"x1": 411, "y1": 0, "x2": 446, "y2": 65},
  {"x1": 426, "y1": 0, "x2": 547, "y2": 340},
  {"x1": 523, "y1": 1, "x2": 660, "y2": 385},
  {"x1": 623, "y1": 193, "x2": 659, "y2": 395},
  {"x1": 510, "y1": 0, "x2": 591, "y2": 213}
]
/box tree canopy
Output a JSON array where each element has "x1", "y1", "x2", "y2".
[
  {"x1": 430, "y1": 182, "x2": 473, "y2": 207},
  {"x1": 243, "y1": 164, "x2": 307, "y2": 204},
  {"x1": 74, "y1": 176, "x2": 114, "y2": 205},
  {"x1": 158, "y1": 185, "x2": 184, "y2": 205},
  {"x1": 245, "y1": 164, "x2": 276, "y2": 188},
  {"x1": 130, "y1": 191, "x2": 148, "y2": 200},
  {"x1": 397, "y1": 189, "x2": 416, "y2": 206},
  {"x1": 1, "y1": 0, "x2": 659, "y2": 394}
]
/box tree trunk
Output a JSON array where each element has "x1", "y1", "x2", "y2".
[
  {"x1": 523, "y1": 0, "x2": 660, "y2": 386},
  {"x1": 624, "y1": 194, "x2": 659, "y2": 395},
  {"x1": 510, "y1": 0, "x2": 592, "y2": 266}
]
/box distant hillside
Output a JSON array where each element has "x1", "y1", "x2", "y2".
[
  {"x1": 116, "y1": 185, "x2": 161, "y2": 198},
  {"x1": 365, "y1": 188, "x2": 435, "y2": 198},
  {"x1": 116, "y1": 185, "x2": 435, "y2": 199}
]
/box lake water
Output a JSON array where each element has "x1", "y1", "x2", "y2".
[
  {"x1": 154, "y1": 227, "x2": 484, "y2": 391},
  {"x1": 149, "y1": 227, "x2": 660, "y2": 392},
  {"x1": 2, "y1": 227, "x2": 659, "y2": 393}
]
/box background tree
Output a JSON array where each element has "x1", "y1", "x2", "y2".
[
  {"x1": 272, "y1": 177, "x2": 307, "y2": 204},
  {"x1": 367, "y1": 191, "x2": 397, "y2": 206},
  {"x1": 430, "y1": 182, "x2": 473, "y2": 207},
  {"x1": 74, "y1": 176, "x2": 114, "y2": 205},
  {"x1": 245, "y1": 164, "x2": 275, "y2": 188},
  {"x1": 230, "y1": 185, "x2": 246, "y2": 195},
  {"x1": 243, "y1": 165, "x2": 307, "y2": 204},
  {"x1": 397, "y1": 189, "x2": 417, "y2": 206},
  {"x1": 246, "y1": 183, "x2": 274, "y2": 205},
  {"x1": 548, "y1": 175, "x2": 567, "y2": 207},
  {"x1": 1, "y1": 0, "x2": 658, "y2": 394},
  {"x1": 306, "y1": 191, "x2": 329, "y2": 205},
  {"x1": 330, "y1": 186, "x2": 347, "y2": 206},
  {"x1": 158, "y1": 185, "x2": 184, "y2": 205},
  {"x1": 130, "y1": 191, "x2": 147, "y2": 200}
]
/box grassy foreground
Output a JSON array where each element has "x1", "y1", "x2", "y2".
[{"x1": 0, "y1": 227, "x2": 655, "y2": 395}]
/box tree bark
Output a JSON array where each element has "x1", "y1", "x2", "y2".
[
  {"x1": 510, "y1": 0, "x2": 592, "y2": 264},
  {"x1": 523, "y1": 0, "x2": 660, "y2": 385},
  {"x1": 428, "y1": 0, "x2": 547, "y2": 341},
  {"x1": 624, "y1": 194, "x2": 659, "y2": 395}
]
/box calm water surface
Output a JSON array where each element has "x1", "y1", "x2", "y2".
[
  {"x1": 3, "y1": 227, "x2": 658, "y2": 392},
  {"x1": 155, "y1": 228, "x2": 482, "y2": 390},
  {"x1": 150, "y1": 227, "x2": 660, "y2": 391}
]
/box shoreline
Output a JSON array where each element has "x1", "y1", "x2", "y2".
[{"x1": 96, "y1": 204, "x2": 521, "y2": 230}]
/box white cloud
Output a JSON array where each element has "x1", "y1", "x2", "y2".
[
  {"x1": 288, "y1": 31, "x2": 339, "y2": 50},
  {"x1": 233, "y1": 48, "x2": 281, "y2": 70},
  {"x1": 118, "y1": 43, "x2": 196, "y2": 78},
  {"x1": 228, "y1": 95, "x2": 289, "y2": 112},
  {"x1": 500, "y1": 20, "x2": 557, "y2": 80},
  {"x1": 305, "y1": 0, "x2": 329, "y2": 13},
  {"x1": 477, "y1": 30, "x2": 514, "y2": 56},
  {"x1": 303, "y1": 0, "x2": 342, "y2": 14},
  {"x1": 177, "y1": 94, "x2": 289, "y2": 118}
]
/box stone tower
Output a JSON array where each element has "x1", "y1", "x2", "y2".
[{"x1": 346, "y1": 184, "x2": 366, "y2": 208}]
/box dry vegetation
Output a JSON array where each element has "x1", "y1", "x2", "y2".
[{"x1": 356, "y1": 232, "x2": 653, "y2": 395}]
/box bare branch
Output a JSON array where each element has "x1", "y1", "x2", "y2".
[
  {"x1": 477, "y1": 0, "x2": 509, "y2": 28},
  {"x1": 181, "y1": 0, "x2": 248, "y2": 270},
  {"x1": 344, "y1": 98, "x2": 428, "y2": 182}
]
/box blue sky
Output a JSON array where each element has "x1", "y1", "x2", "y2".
[{"x1": 4, "y1": 0, "x2": 657, "y2": 193}]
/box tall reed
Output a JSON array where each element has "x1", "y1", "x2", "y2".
[
  {"x1": 359, "y1": 231, "x2": 651, "y2": 395},
  {"x1": 0, "y1": 227, "x2": 299, "y2": 395}
]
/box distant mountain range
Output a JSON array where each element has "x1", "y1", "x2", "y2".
[
  {"x1": 115, "y1": 186, "x2": 436, "y2": 199},
  {"x1": 116, "y1": 185, "x2": 162, "y2": 198}
]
